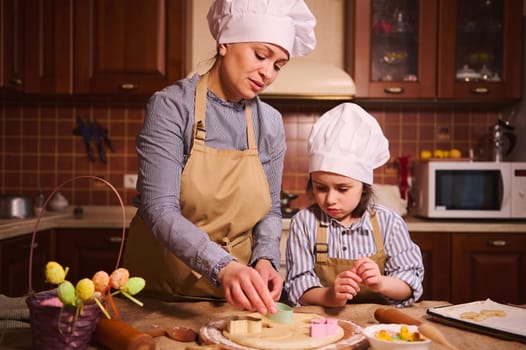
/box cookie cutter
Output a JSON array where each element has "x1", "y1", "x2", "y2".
[{"x1": 266, "y1": 302, "x2": 293, "y2": 324}]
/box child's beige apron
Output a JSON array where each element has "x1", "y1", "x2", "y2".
[
  {"x1": 123, "y1": 74, "x2": 272, "y2": 300},
  {"x1": 313, "y1": 212, "x2": 388, "y2": 304}
]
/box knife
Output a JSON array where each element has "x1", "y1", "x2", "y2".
[
  {"x1": 88, "y1": 119, "x2": 106, "y2": 163},
  {"x1": 76, "y1": 116, "x2": 95, "y2": 162}
]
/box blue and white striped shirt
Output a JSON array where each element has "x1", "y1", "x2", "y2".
[
  {"x1": 285, "y1": 204, "x2": 424, "y2": 307},
  {"x1": 134, "y1": 74, "x2": 286, "y2": 285}
]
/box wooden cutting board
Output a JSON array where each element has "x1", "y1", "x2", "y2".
[{"x1": 199, "y1": 312, "x2": 368, "y2": 350}]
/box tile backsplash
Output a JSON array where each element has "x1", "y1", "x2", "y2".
[{"x1": 1, "y1": 100, "x2": 499, "y2": 209}]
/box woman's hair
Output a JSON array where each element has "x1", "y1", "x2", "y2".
[{"x1": 306, "y1": 176, "x2": 373, "y2": 217}]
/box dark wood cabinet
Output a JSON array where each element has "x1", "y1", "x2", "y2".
[
  {"x1": 410, "y1": 231, "x2": 451, "y2": 301},
  {"x1": 0, "y1": 231, "x2": 54, "y2": 297},
  {"x1": 73, "y1": 0, "x2": 187, "y2": 95},
  {"x1": 451, "y1": 233, "x2": 526, "y2": 304},
  {"x1": 55, "y1": 228, "x2": 126, "y2": 283},
  {"x1": 350, "y1": 0, "x2": 522, "y2": 100},
  {"x1": 1, "y1": 0, "x2": 25, "y2": 92},
  {"x1": 0, "y1": 0, "x2": 73, "y2": 93}
]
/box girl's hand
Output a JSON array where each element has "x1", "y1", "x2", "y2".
[
  {"x1": 330, "y1": 269, "x2": 362, "y2": 305},
  {"x1": 352, "y1": 257, "x2": 383, "y2": 292},
  {"x1": 254, "y1": 259, "x2": 283, "y2": 301},
  {"x1": 218, "y1": 261, "x2": 277, "y2": 315}
]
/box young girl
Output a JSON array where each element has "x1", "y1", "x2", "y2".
[{"x1": 285, "y1": 103, "x2": 424, "y2": 307}]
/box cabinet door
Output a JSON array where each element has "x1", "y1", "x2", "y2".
[
  {"x1": 437, "y1": 0, "x2": 522, "y2": 100},
  {"x1": 56, "y1": 229, "x2": 126, "y2": 282},
  {"x1": 0, "y1": 231, "x2": 53, "y2": 297},
  {"x1": 451, "y1": 233, "x2": 526, "y2": 304},
  {"x1": 1, "y1": 0, "x2": 73, "y2": 93},
  {"x1": 410, "y1": 232, "x2": 451, "y2": 301},
  {"x1": 1, "y1": 0, "x2": 25, "y2": 91},
  {"x1": 74, "y1": 0, "x2": 186, "y2": 95},
  {"x1": 353, "y1": 0, "x2": 438, "y2": 98},
  {"x1": 23, "y1": 0, "x2": 73, "y2": 93}
]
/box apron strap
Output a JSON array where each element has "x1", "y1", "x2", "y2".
[
  {"x1": 193, "y1": 73, "x2": 256, "y2": 150},
  {"x1": 315, "y1": 220, "x2": 329, "y2": 263},
  {"x1": 314, "y1": 210, "x2": 384, "y2": 263}
]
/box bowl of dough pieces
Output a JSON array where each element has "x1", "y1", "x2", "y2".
[{"x1": 363, "y1": 324, "x2": 431, "y2": 350}]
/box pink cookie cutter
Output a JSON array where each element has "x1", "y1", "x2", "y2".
[{"x1": 310, "y1": 318, "x2": 339, "y2": 337}]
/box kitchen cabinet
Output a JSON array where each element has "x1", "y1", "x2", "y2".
[
  {"x1": 350, "y1": 0, "x2": 522, "y2": 100},
  {"x1": 451, "y1": 232, "x2": 526, "y2": 304},
  {"x1": 0, "y1": 230, "x2": 54, "y2": 297},
  {"x1": 74, "y1": 0, "x2": 186, "y2": 95},
  {"x1": 410, "y1": 232, "x2": 450, "y2": 301},
  {"x1": 0, "y1": 0, "x2": 73, "y2": 93},
  {"x1": 56, "y1": 228, "x2": 126, "y2": 283},
  {"x1": 411, "y1": 230, "x2": 526, "y2": 304}
]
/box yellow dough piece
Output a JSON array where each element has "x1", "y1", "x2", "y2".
[{"x1": 480, "y1": 309, "x2": 506, "y2": 317}]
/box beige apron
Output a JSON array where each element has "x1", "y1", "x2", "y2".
[
  {"x1": 123, "y1": 73, "x2": 272, "y2": 301},
  {"x1": 313, "y1": 212, "x2": 388, "y2": 304}
]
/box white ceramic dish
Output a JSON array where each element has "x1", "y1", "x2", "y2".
[{"x1": 363, "y1": 324, "x2": 431, "y2": 350}]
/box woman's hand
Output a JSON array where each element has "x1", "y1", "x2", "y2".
[
  {"x1": 352, "y1": 257, "x2": 382, "y2": 292},
  {"x1": 254, "y1": 259, "x2": 283, "y2": 301},
  {"x1": 330, "y1": 269, "x2": 362, "y2": 305},
  {"x1": 217, "y1": 261, "x2": 277, "y2": 315}
]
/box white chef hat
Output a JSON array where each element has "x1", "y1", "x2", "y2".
[
  {"x1": 207, "y1": 0, "x2": 316, "y2": 58},
  {"x1": 308, "y1": 103, "x2": 390, "y2": 185}
]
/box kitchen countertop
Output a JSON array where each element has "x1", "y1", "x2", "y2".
[
  {"x1": 1, "y1": 297, "x2": 525, "y2": 349},
  {"x1": 0, "y1": 206, "x2": 525, "y2": 240}
]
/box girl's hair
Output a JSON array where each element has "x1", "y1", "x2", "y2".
[{"x1": 306, "y1": 176, "x2": 373, "y2": 217}]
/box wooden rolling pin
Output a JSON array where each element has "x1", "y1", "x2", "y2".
[
  {"x1": 93, "y1": 318, "x2": 155, "y2": 350},
  {"x1": 374, "y1": 307, "x2": 459, "y2": 350}
]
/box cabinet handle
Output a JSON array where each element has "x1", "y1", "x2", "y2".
[
  {"x1": 384, "y1": 87, "x2": 404, "y2": 94},
  {"x1": 471, "y1": 87, "x2": 489, "y2": 94},
  {"x1": 10, "y1": 78, "x2": 23, "y2": 86},
  {"x1": 109, "y1": 236, "x2": 123, "y2": 243},
  {"x1": 22, "y1": 242, "x2": 39, "y2": 249},
  {"x1": 488, "y1": 240, "x2": 508, "y2": 247},
  {"x1": 120, "y1": 83, "x2": 139, "y2": 90}
]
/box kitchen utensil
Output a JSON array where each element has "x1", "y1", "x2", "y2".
[
  {"x1": 88, "y1": 118, "x2": 107, "y2": 163},
  {"x1": 48, "y1": 192, "x2": 68, "y2": 212},
  {"x1": 489, "y1": 118, "x2": 516, "y2": 162},
  {"x1": 95, "y1": 120, "x2": 115, "y2": 153},
  {"x1": 0, "y1": 195, "x2": 34, "y2": 219},
  {"x1": 94, "y1": 318, "x2": 155, "y2": 350},
  {"x1": 75, "y1": 116, "x2": 95, "y2": 162},
  {"x1": 374, "y1": 307, "x2": 459, "y2": 350}
]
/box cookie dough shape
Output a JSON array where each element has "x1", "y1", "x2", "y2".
[{"x1": 223, "y1": 313, "x2": 344, "y2": 350}]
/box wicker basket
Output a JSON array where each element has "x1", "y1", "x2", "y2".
[{"x1": 25, "y1": 176, "x2": 127, "y2": 350}]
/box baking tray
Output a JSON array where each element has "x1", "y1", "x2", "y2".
[{"x1": 427, "y1": 299, "x2": 526, "y2": 343}]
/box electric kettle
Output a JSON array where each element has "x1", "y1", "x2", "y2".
[{"x1": 489, "y1": 119, "x2": 516, "y2": 162}]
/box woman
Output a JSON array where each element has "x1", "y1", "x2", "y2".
[
  {"x1": 285, "y1": 103, "x2": 424, "y2": 307},
  {"x1": 123, "y1": 0, "x2": 316, "y2": 315}
]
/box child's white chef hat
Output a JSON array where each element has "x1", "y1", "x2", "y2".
[
  {"x1": 308, "y1": 103, "x2": 390, "y2": 185},
  {"x1": 207, "y1": 0, "x2": 316, "y2": 58}
]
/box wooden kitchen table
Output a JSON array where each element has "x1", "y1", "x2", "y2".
[{"x1": 1, "y1": 298, "x2": 525, "y2": 349}]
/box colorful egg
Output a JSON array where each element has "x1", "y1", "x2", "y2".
[
  {"x1": 45, "y1": 261, "x2": 67, "y2": 284},
  {"x1": 92, "y1": 270, "x2": 110, "y2": 293},
  {"x1": 57, "y1": 281, "x2": 76, "y2": 306},
  {"x1": 122, "y1": 277, "x2": 146, "y2": 295},
  {"x1": 76, "y1": 278, "x2": 95, "y2": 302},
  {"x1": 110, "y1": 268, "x2": 130, "y2": 289}
]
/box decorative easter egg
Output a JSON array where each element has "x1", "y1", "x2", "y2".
[
  {"x1": 57, "y1": 281, "x2": 76, "y2": 306},
  {"x1": 110, "y1": 268, "x2": 130, "y2": 289},
  {"x1": 45, "y1": 261, "x2": 67, "y2": 284},
  {"x1": 76, "y1": 278, "x2": 95, "y2": 302},
  {"x1": 122, "y1": 277, "x2": 146, "y2": 295},
  {"x1": 92, "y1": 270, "x2": 110, "y2": 293}
]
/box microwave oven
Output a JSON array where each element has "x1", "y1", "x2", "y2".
[{"x1": 412, "y1": 161, "x2": 526, "y2": 219}]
